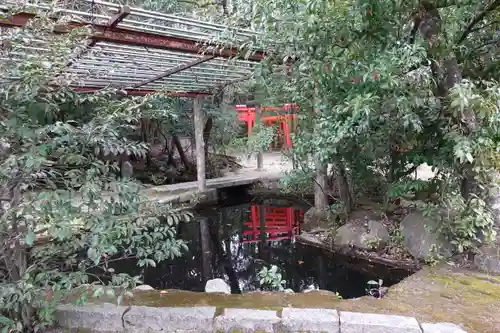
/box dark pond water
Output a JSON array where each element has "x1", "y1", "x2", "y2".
[{"x1": 119, "y1": 197, "x2": 412, "y2": 299}]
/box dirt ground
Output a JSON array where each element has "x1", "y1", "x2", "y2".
[{"x1": 225, "y1": 152, "x2": 436, "y2": 181}]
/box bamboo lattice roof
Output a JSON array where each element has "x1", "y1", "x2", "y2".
[{"x1": 0, "y1": 0, "x2": 264, "y2": 96}]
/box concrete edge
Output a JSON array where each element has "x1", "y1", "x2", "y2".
[{"x1": 54, "y1": 304, "x2": 468, "y2": 333}]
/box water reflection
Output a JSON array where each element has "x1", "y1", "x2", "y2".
[
  {"x1": 242, "y1": 206, "x2": 303, "y2": 243},
  {"x1": 140, "y1": 201, "x2": 410, "y2": 298}
]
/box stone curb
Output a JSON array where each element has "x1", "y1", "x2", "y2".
[{"x1": 55, "y1": 304, "x2": 468, "y2": 333}]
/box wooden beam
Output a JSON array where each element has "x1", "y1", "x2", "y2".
[
  {"x1": 193, "y1": 96, "x2": 207, "y2": 191},
  {"x1": 107, "y1": 6, "x2": 130, "y2": 28},
  {"x1": 131, "y1": 55, "x2": 215, "y2": 89},
  {"x1": 19, "y1": 6, "x2": 130, "y2": 81},
  {"x1": 0, "y1": 12, "x2": 266, "y2": 61},
  {"x1": 71, "y1": 86, "x2": 211, "y2": 97}
]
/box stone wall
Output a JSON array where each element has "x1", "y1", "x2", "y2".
[{"x1": 54, "y1": 303, "x2": 467, "y2": 333}]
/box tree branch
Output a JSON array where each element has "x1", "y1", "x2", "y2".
[
  {"x1": 422, "y1": 0, "x2": 478, "y2": 9},
  {"x1": 444, "y1": 0, "x2": 482, "y2": 7},
  {"x1": 470, "y1": 19, "x2": 500, "y2": 32},
  {"x1": 457, "y1": 0, "x2": 500, "y2": 44}
]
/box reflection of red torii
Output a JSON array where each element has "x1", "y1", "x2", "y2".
[
  {"x1": 235, "y1": 104, "x2": 299, "y2": 149},
  {"x1": 242, "y1": 205, "x2": 303, "y2": 243}
]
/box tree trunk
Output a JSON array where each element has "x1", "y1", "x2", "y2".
[
  {"x1": 3, "y1": 183, "x2": 34, "y2": 329},
  {"x1": 487, "y1": 172, "x2": 500, "y2": 235},
  {"x1": 140, "y1": 118, "x2": 153, "y2": 166},
  {"x1": 313, "y1": 83, "x2": 329, "y2": 210},
  {"x1": 203, "y1": 117, "x2": 213, "y2": 159},
  {"x1": 417, "y1": 4, "x2": 500, "y2": 238},
  {"x1": 165, "y1": 139, "x2": 177, "y2": 168},
  {"x1": 172, "y1": 135, "x2": 190, "y2": 171},
  {"x1": 314, "y1": 157, "x2": 329, "y2": 210},
  {"x1": 334, "y1": 161, "x2": 353, "y2": 215}
]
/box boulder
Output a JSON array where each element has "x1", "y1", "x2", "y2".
[
  {"x1": 134, "y1": 284, "x2": 154, "y2": 291},
  {"x1": 333, "y1": 220, "x2": 389, "y2": 250},
  {"x1": 487, "y1": 172, "x2": 500, "y2": 228},
  {"x1": 400, "y1": 212, "x2": 453, "y2": 260},
  {"x1": 121, "y1": 161, "x2": 134, "y2": 178},
  {"x1": 303, "y1": 207, "x2": 330, "y2": 232},
  {"x1": 474, "y1": 244, "x2": 500, "y2": 274},
  {"x1": 205, "y1": 278, "x2": 231, "y2": 294}
]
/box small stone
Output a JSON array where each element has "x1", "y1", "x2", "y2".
[
  {"x1": 134, "y1": 284, "x2": 154, "y2": 291},
  {"x1": 280, "y1": 308, "x2": 339, "y2": 333},
  {"x1": 340, "y1": 311, "x2": 421, "y2": 333},
  {"x1": 205, "y1": 278, "x2": 230, "y2": 294},
  {"x1": 421, "y1": 322, "x2": 468, "y2": 333}
]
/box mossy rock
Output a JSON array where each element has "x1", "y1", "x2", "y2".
[{"x1": 335, "y1": 265, "x2": 500, "y2": 333}]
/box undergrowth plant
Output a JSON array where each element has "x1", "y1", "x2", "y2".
[
  {"x1": 0, "y1": 12, "x2": 191, "y2": 332},
  {"x1": 258, "y1": 265, "x2": 286, "y2": 291}
]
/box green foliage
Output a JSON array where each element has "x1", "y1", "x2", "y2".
[
  {"x1": 387, "y1": 179, "x2": 429, "y2": 199},
  {"x1": 226, "y1": 123, "x2": 276, "y2": 156},
  {"x1": 224, "y1": 0, "x2": 500, "y2": 253},
  {"x1": 0, "y1": 14, "x2": 191, "y2": 331},
  {"x1": 280, "y1": 167, "x2": 315, "y2": 195},
  {"x1": 417, "y1": 190, "x2": 496, "y2": 253},
  {"x1": 247, "y1": 124, "x2": 276, "y2": 154},
  {"x1": 258, "y1": 265, "x2": 286, "y2": 291}
]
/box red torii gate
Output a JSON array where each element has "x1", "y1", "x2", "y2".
[
  {"x1": 235, "y1": 103, "x2": 299, "y2": 149},
  {"x1": 242, "y1": 205, "x2": 303, "y2": 243}
]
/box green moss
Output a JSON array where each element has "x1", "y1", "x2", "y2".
[
  {"x1": 64, "y1": 266, "x2": 500, "y2": 333},
  {"x1": 122, "y1": 290, "x2": 343, "y2": 309}
]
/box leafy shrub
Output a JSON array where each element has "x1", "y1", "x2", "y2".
[
  {"x1": 258, "y1": 265, "x2": 286, "y2": 291},
  {"x1": 0, "y1": 12, "x2": 191, "y2": 331}
]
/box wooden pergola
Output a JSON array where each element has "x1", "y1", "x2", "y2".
[{"x1": 0, "y1": 0, "x2": 266, "y2": 191}]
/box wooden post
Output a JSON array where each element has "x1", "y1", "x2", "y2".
[
  {"x1": 257, "y1": 152, "x2": 263, "y2": 170},
  {"x1": 255, "y1": 105, "x2": 263, "y2": 170},
  {"x1": 314, "y1": 82, "x2": 329, "y2": 210},
  {"x1": 193, "y1": 95, "x2": 206, "y2": 191}
]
